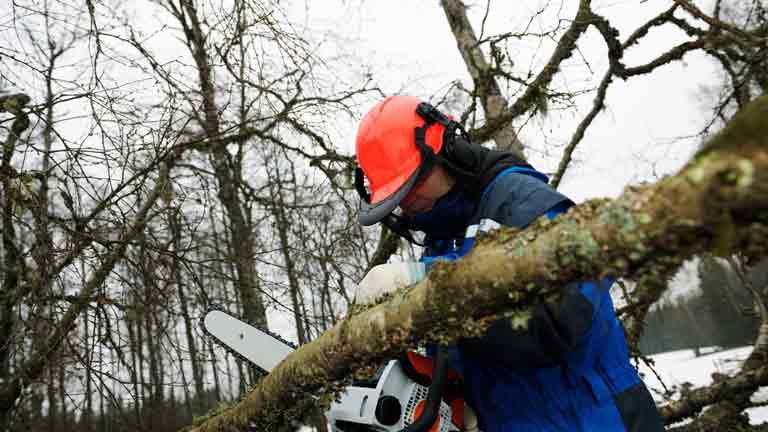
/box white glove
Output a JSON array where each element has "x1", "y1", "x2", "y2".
[
  {"x1": 464, "y1": 401, "x2": 481, "y2": 432},
  {"x1": 353, "y1": 262, "x2": 426, "y2": 304}
]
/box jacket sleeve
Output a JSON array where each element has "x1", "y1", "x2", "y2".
[{"x1": 458, "y1": 172, "x2": 611, "y2": 371}]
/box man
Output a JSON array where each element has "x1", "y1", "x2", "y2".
[{"x1": 354, "y1": 95, "x2": 664, "y2": 431}]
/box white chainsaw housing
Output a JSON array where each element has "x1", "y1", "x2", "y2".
[
  {"x1": 202, "y1": 308, "x2": 462, "y2": 431},
  {"x1": 328, "y1": 360, "x2": 460, "y2": 432}
]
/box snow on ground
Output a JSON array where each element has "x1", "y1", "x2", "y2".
[{"x1": 641, "y1": 346, "x2": 768, "y2": 425}]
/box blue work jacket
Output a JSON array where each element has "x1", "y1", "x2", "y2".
[{"x1": 420, "y1": 167, "x2": 663, "y2": 432}]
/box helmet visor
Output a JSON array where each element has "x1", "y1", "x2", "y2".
[{"x1": 358, "y1": 155, "x2": 433, "y2": 226}]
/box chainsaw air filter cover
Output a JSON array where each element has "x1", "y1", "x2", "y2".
[{"x1": 327, "y1": 360, "x2": 461, "y2": 432}]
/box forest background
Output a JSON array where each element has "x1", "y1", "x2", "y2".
[{"x1": 1, "y1": 0, "x2": 767, "y2": 431}]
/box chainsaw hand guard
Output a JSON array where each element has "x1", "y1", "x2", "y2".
[{"x1": 399, "y1": 345, "x2": 450, "y2": 432}]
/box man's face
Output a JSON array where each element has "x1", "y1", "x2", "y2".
[{"x1": 399, "y1": 166, "x2": 453, "y2": 216}]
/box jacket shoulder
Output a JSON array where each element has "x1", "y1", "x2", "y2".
[{"x1": 479, "y1": 171, "x2": 572, "y2": 228}]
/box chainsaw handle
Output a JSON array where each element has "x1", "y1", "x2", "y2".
[{"x1": 399, "y1": 345, "x2": 449, "y2": 432}]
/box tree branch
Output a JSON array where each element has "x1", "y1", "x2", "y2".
[
  {"x1": 661, "y1": 364, "x2": 768, "y2": 424},
  {"x1": 469, "y1": 0, "x2": 594, "y2": 144},
  {"x1": 550, "y1": 68, "x2": 612, "y2": 188},
  {"x1": 672, "y1": 0, "x2": 758, "y2": 44}
]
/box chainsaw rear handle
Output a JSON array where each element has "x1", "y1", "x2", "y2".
[{"x1": 399, "y1": 345, "x2": 450, "y2": 432}]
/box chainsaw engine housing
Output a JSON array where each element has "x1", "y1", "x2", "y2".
[{"x1": 328, "y1": 360, "x2": 460, "y2": 432}]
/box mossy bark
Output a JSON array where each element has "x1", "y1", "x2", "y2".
[{"x1": 183, "y1": 95, "x2": 768, "y2": 432}]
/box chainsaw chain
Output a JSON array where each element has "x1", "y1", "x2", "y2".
[{"x1": 199, "y1": 304, "x2": 298, "y2": 377}]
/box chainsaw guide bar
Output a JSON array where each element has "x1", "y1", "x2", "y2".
[{"x1": 200, "y1": 305, "x2": 297, "y2": 376}]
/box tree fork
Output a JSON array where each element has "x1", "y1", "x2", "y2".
[{"x1": 184, "y1": 95, "x2": 768, "y2": 432}]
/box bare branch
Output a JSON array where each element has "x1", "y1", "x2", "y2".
[{"x1": 469, "y1": 0, "x2": 594, "y2": 144}]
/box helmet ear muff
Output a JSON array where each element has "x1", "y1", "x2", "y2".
[
  {"x1": 413, "y1": 102, "x2": 484, "y2": 199},
  {"x1": 413, "y1": 102, "x2": 472, "y2": 167},
  {"x1": 442, "y1": 131, "x2": 476, "y2": 171},
  {"x1": 436, "y1": 131, "x2": 482, "y2": 194}
]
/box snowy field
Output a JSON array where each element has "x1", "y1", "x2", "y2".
[
  {"x1": 640, "y1": 345, "x2": 768, "y2": 426},
  {"x1": 301, "y1": 346, "x2": 766, "y2": 431}
]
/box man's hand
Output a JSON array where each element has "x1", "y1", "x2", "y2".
[{"x1": 353, "y1": 262, "x2": 426, "y2": 305}]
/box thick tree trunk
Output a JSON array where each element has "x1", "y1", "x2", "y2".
[
  {"x1": 440, "y1": 0, "x2": 525, "y2": 157},
  {"x1": 127, "y1": 309, "x2": 144, "y2": 429},
  {"x1": 83, "y1": 306, "x2": 93, "y2": 432},
  {"x1": 174, "y1": 327, "x2": 194, "y2": 419},
  {"x1": 207, "y1": 339, "x2": 222, "y2": 402},
  {"x1": 173, "y1": 0, "x2": 268, "y2": 330},
  {"x1": 270, "y1": 166, "x2": 308, "y2": 345},
  {"x1": 46, "y1": 367, "x2": 56, "y2": 431},
  {"x1": 170, "y1": 206, "x2": 205, "y2": 407},
  {"x1": 58, "y1": 360, "x2": 66, "y2": 426},
  {"x1": 0, "y1": 95, "x2": 29, "y2": 429},
  {"x1": 183, "y1": 95, "x2": 768, "y2": 432}
]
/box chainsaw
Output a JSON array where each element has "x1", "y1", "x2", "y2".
[{"x1": 202, "y1": 307, "x2": 472, "y2": 432}]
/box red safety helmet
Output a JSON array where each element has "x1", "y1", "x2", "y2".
[{"x1": 355, "y1": 96, "x2": 459, "y2": 228}]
